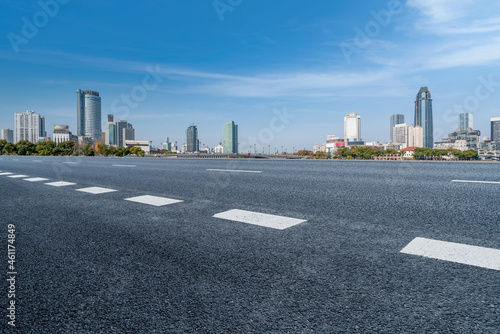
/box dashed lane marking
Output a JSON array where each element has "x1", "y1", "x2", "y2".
[
  {"x1": 124, "y1": 195, "x2": 184, "y2": 207},
  {"x1": 213, "y1": 209, "x2": 307, "y2": 230},
  {"x1": 76, "y1": 187, "x2": 117, "y2": 194},
  {"x1": 401, "y1": 237, "x2": 500, "y2": 271},
  {"x1": 206, "y1": 169, "x2": 262, "y2": 173},
  {"x1": 452, "y1": 180, "x2": 500, "y2": 185},
  {"x1": 8, "y1": 175, "x2": 28, "y2": 178},
  {"x1": 45, "y1": 181, "x2": 77, "y2": 187},
  {"x1": 24, "y1": 177, "x2": 49, "y2": 182},
  {"x1": 0, "y1": 172, "x2": 14, "y2": 176},
  {"x1": 112, "y1": 164, "x2": 137, "y2": 167}
]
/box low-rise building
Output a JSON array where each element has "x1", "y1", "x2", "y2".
[{"x1": 125, "y1": 140, "x2": 150, "y2": 154}]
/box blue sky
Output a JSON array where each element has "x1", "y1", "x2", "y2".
[{"x1": 1, "y1": 0, "x2": 500, "y2": 151}]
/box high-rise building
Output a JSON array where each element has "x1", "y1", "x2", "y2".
[
  {"x1": 76, "y1": 89, "x2": 101, "y2": 140},
  {"x1": 491, "y1": 117, "x2": 500, "y2": 142},
  {"x1": 393, "y1": 123, "x2": 407, "y2": 145},
  {"x1": 459, "y1": 113, "x2": 473, "y2": 131},
  {"x1": 392, "y1": 124, "x2": 423, "y2": 148},
  {"x1": 161, "y1": 137, "x2": 172, "y2": 151},
  {"x1": 186, "y1": 125, "x2": 199, "y2": 152},
  {"x1": 390, "y1": 114, "x2": 405, "y2": 142},
  {"x1": 344, "y1": 113, "x2": 361, "y2": 142},
  {"x1": 1, "y1": 128, "x2": 14, "y2": 143},
  {"x1": 222, "y1": 121, "x2": 238, "y2": 154},
  {"x1": 105, "y1": 114, "x2": 134, "y2": 147},
  {"x1": 414, "y1": 87, "x2": 433, "y2": 148},
  {"x1": 14, "y1": 110, "x2": 46, "y2": 143}
]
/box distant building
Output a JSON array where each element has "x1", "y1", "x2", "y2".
[
  {"x1": 186, "y1": 125, "x2": 199, "y2": 152},
  {"x1": 393, "y1": 124, "x2": 423, "y2": 149},
  {"x1": 435, "y1": 129, "x2": 481, "y2": 151},
  {"x1": 52, "y1": 125, "x2": 76, "y2": 144},
  {"x1": 414, "y1": 87, "x2": 433, "y2": 148},
  {"x1": 1, "y1": 128, "x2": 13, "y2": 143},
  {"x1": 222, "y1": 121, "x2": 238, "y2": 154},
  {"x1": 76, "y1": 89, "x2": 101, "y2": 140},
  {"x1": 125, "y1": 140, "x2": 150, "y2": 154},
  {"x1": 325, "y1": 135, "x2": 344, "y2": 153},
  {"x1": 105, "y1": 114, "x2": 134, "y2": 147},
  {"x1": 459, "y1": 113, "x2": 473, "y2": 131},
  {"x1": 481, "y1": 140, "x2": 500, "y2": 152},
  {"x1": 390, "y1": 114, "x2": 405, "y2": 142},
  {"x1": 161, "y1": 137, "x2": 172, "y2": 151},
  {"x1": 491, "y1": 117, "x2": 500, "y2": 142},
  {"x1": 344, "y1": 113, "x2": 361, "y2": 142},
  {"x1": 14, "y1": 110, "x2": 46, "y2": 143},
  {"x1": 214, "y1": 143, "x2": 223, "y2": 153}
]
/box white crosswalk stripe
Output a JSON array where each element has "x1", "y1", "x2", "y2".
[
  {"x1": 124, "y1": 195, "x2": 183, "y2": 206},
  {"x1": 213, "y1": 209, "x2": 307, "y2": 230}
]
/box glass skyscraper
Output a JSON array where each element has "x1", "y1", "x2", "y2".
[
  {"x1": 186, "y1": 125, "x2": 199, "y2": 152},
  {"x1": 459, "y1": 113, "x2": 473, "y2": 131},
  {"x1": 390, "y1": 114, "x2": 405, "y2": 142},
  {"x1": 222, "y1": 121, "x2": 238, "y2": 154},
  {"x1": 414, "y1": 87, "x2": 433, "y2": 148},
  {"x1": 77, "y1": 89, "x2": 101, "y2": 140}
]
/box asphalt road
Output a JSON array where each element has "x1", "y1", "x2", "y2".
[{"x1": 1, "y1": 156, "x2": 499, "y2": 333}]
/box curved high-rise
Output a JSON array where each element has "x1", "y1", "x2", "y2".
[
  {"x1": 414, "y1": 87, "x2": 433, "y2": 148},
  {"x1": 76, "y1": 89, "x2": 101, "y2": 140}
]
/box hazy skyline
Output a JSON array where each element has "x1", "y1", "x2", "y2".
[{"x1": 1, "y1": 1, "x2": 500, "y2": 150}]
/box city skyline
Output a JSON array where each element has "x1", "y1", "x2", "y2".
[{"x1": 1, "y1": 2, "x2": 500, "y2": 149}]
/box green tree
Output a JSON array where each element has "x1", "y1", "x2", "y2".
[
  {"x1": 0, "y1": 139, "x2": 6, "y2": 153},
  {"x1": 2, "y1": 142, "x2": 16, "y2": 155},
  {"x1": 16, "y1": 140, "x2": 36, "y2": 155},
  {"x1": 57, "y1": 141, "x2": 75, "y2": 156},
  {"x1": 129, "y1": 146, "x2": 145, "y2": 157},
  {"x1": 36, "y1": 141, "x2": 56, "y2": 156},
  {"x1": 115, "y1": 147, "x2": 130, "y2": 157},
  {"x1": 82, "y1": 143, "x2": 94, "y2": 156}
]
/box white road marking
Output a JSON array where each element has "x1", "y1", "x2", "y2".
[
  {"x1": 0, "y1": 172, "x2": 13, "y2": 175},
  {"x1": 63, "y1": 162, "x2": 77, "y2": 164},
  {"x1": 112, "y1": 164, "x2": 137, "y2": 167},
  {"x1": 452, "y1": 180, "x2": 500, "y2": 185},
  {"x1": 24, "y1": 177, "x2": 49, "y2": 182},
  {"x1": 45, "y1": 181, "x2": 76, "y2": 187},
  {"x1": 401, "y1": 237, "x2": 500, "y2": 271},
  {"x1": 33, "y1": 160, "x2": 42, "y2": 162},
  {"x1": 206, "y1": 169, "x2": 262, "y2": 173},
  {"x1": 213, "y1": 209, "x2": 307, "y2": 230},
  {"x1": 76, "y1": 187, "x2": 117, "y2": 194},
  {"x1": 124, "y1": 195, "x2": 184, "y2": 207},
  {"x1": 8, "y1": 175, "x2": 28, "y2": 178}
]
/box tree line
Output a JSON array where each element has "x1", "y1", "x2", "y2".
[{"x1": 0, "y1": 140, "x2": 145, "y2": 157}]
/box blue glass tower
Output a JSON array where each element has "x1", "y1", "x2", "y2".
[
  {"x1": 414, "y1": 87, "x2": 433, "y2": 148},
  {"x1": 76, "y1": 89, "x2": 101, "y2": 140}
]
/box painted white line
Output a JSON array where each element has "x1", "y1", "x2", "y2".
[
  {"x1": 24, "y1": 177, "x2": 49, "y2": 182},
  {"x1": 452, "y1": 180, "x2": 500, "y2": 185},
  {"x1": 76, "y1": 187, "x2": 117, "y2": 194},
  {"x1": 112, "y1": 164, "x2": 137, "y2": 168},
  {"x1": 33, "y1": 160, "x2": 42, "y2": 162},
  {"x1": 124, "y1": 195, "x2": 184, "y2": 207},
  {"x1": 213, "y1": 209, "x2": 307, "y2": 230},
  {"x1": 401, "y1": 237, "x2": 500, "y2": 271},
  {"x1": 206, "y1": 169, "x2": 262, "y2": 173},
  {"x1": 8, "y1": 175, "x2": 28, "y2": 178},
  {"x1": 0, "y1": 172, "x2": 13, "y2": 176},
  {"x1": 45, "y1": 181, "x2": 76, "y2": 187},
  {"x1": 63, "y1": 162, "x2": 77, "y2": 164}
]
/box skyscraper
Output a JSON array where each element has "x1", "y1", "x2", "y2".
[
  {"x1": 105, "y1": 114, "x2": 134, "y2": 147},
  {"x1": 414, "y1": 87, "x2": 433, "y2": 148},
  {"x1": 14, "y1": 110, "x2": 46, "y2": 143},
  {"x1": 459, "y1": 113, "x2": 473, "y2": 131},
  {"x1": 390, "y1": 114, "x2": 405, "y2": 142},
  {"x1": 491, "y1": 117, "x2": 500, "y2": 142},
  {"x1": 222, "y1": 121, "x2": 238, "y2": 154},
  {"x1": 344, "y1": 113, "x2": 361, "y2": 142},
  {"x1": 186, "y1": 125, "x2": 199, "y2": 152},
  {"x1": 1, "y1": 128, "x2": 14, "y2": 143},
  {"x1": 77, "y1": 89, "x2": 102, "y2": 140}
]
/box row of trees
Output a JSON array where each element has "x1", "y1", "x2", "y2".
[
  {"x1": 0, "y1": 140, "x2": 145, "y2": 157},
  {"x1": 412, "y1": 148, "x2": 478, "y2": 160}
]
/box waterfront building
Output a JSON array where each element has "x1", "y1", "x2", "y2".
[
  {"x1": 1, "y1": 128, "x2": 13, "y2": 143},
  {"x1": 214, "y1": 143, "x2": 223, "y2": 153},
  {"x1": 76, "y1": 89, "x2": 101, "y2": 140},
  {"x1": 459, "y1": 113, "x2": 473, "y2": 131},
  {"x1": 124, "y1": 140, "x2": 150, "y2": 154},
  {"x1": 344, "y1": 113, "x2": 361, "y2": 142},
  {"x1": 186, "y1": 125, "x2": 199, "y2": 152},
  {"x1": 161, "y1": 137, "x2": 172, "y2": 151},
  {"x1": 414, "y1": 87, "x2": 433, "y2": 148},
  {"x1": 105, "y1": 114, "x2": 134, "y2": 147},
  {"x1": 435, "y1": 129, "x2": 481, "y2": 151},
  {"x1": 14, "y1": 110, "x2": 46, "y2": 143},
  {"x1": 390, "y1": 114, "x2": 405, "y2": 142},
  {"x1": 222, "y1": 121, "x2": 238, "y2": 154}
]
